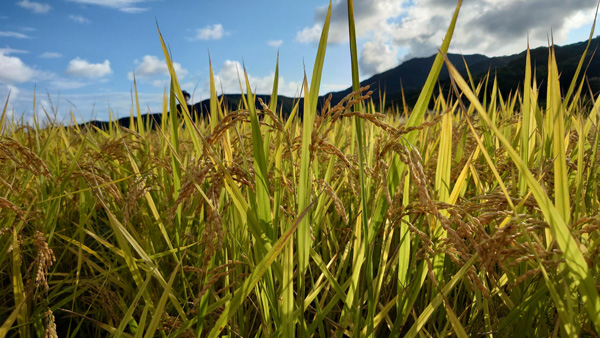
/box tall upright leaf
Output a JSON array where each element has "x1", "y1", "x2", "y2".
[
  {"x1": 297, "y1": 4, "x2": 332, "y2": 326},
  {"x1": 347, "y1": 0, "x2": 373, "y2": 335},
  {"x1": 548, "y1": 46, "x2": 571, "y2": 225},
  {"x1": 244, "y1": 67, "x2": 273, "y2": 240},
  {"x1": 519, "y1": 45, "x2": 533, "y2": 196}
]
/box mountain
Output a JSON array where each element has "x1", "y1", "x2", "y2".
[
  {"x1": 484, "y1": 36, "x2": 600, "y2": 100},
  {"x1": 326, "y1": 53, "x2": 517, "y2": 110},
  {"x1": 185, "y1": 53, "x2": 520, "y2": 119},
  {"x1": 82, "y1": 36, "x2": 600, "y2": 129},
  {"x1": 326, "y1": 35, "x2": 600, "y2": 110}
]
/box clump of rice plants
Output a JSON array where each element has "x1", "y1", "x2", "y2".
[{"x1": 1, "y1": 0, "x2": 600, "y2": 337}]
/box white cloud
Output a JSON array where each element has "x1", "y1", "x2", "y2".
[
  {"x1": 267, "y1": 40, "x2": 283, "y2": 48},
  {"x1": 0, "y1": 31, "x2": 31, "y2": 39},
  {"x1": 40, "y1": 51, "x2": 62, "y2": 58},
  {"x1": 128, "y1": 55, "x2": 188, "y2": 81},
  {"x1": 563, "y1": 9, "x2": 596, "y2": 33},
  {"x1": 360, "y1": 39, "x2": 397, "y2": 76},
  {"x1": 149, "y1": 79, "x2": 193, "y2": 89},
  {"x1": 66, "y1": 58, "x2": 112, "y2": 78},
  {"x1": 0, "y1": 52, "x2": 36, "y2": 83},
  {"x1": 69, "y1": 15, "x2": 90, "y2": 24},
  {"x1": 17, "y1": 0, "x2": 51, "y2": 14},
  {"x1": 297, "y1": 0, "x2": 403, "y2": 45},
  {"x1": 296, "y1": 0, "x2": 403, "y2": 75},
  {"x1": 214, "y1": 60, "x2": 300, "y2": 96},
  {"x1": 151, "y1": 80, "x2": 165, "y2": 87},
  {"x1": 195, "y1": 24, "x2": 227, "y2": 41},
  {"x1": 321, "y1": 83, "x2": 349, "y2": 93},
  {"x1": 0, "y1": 85, "x2": 152, "y2": 124},
  {"x1": 65, "y1": 0, "x2": 148, "y2": 13},
  {"x1": 296, "y1": 25, "x2": 322, "y2": 44},
  {"x1": 180, "y1": 82, "x2": 196, "y2": 91},
  {"x1": 0, "y1": 85, "x2": 22, "y2": 120},
  {"x1": 4, "y1": 84, "x2": 20, "y2": 100},
  {"x1": 390, "y1": 0, "x2": 599, "y2": 59}
]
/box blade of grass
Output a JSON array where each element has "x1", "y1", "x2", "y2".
[
  {"x1": 244, "y1": 66, "x2": 273, "y2": 240},
  {"x1": 0, "y1": 90, "x2": 10, "y2": 134},
  {"x1": 519, "y1": 44, "x2": 533, "y2": 196},
  {"x1": 548, "y1": 45, "x2": 571, "y2": 226},
  {"x1": 133, "y1": 75, "x2": 145, "y2": 138},
  {"x1": 347, "y1": 0, "x2": 373, "y2": 334},
  {"x1": 209, "y1": 56, "x2": 219, "y2": 132}
]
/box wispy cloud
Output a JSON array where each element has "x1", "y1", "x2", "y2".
[
  {"x1": 0, "y1": 31, "x2": 31, "y2": 39},
  {"x1": 40, "y1": 51, "x2": 62, "y2": 58},
  {"x1": 195, "y1": 24, "x2": 228, "y2": 41},
  {"x1": 68, "y1": 15, "x2": 90, "y2": 24},
  {"x1": 65, "y1": 0, "x2": 149, "y2": 13},
  {"x1": 267, "y1": 40, "x2": 283, "y2": 48},
  {"x1": 0, "y1": 47, "x2": 28, "y2": 55},
  {"x1": 49, "y1": 78, "x2": 90, "y2": 90},
  {"x1": 17, "y1": 0, "x2": 51, "y2": 14},
  {"x1": 66, "y1": 58, "x2": 112, "y2": 78},
  {"x1": 119, "y1": 7, "x2": 146, "y2": 13}
]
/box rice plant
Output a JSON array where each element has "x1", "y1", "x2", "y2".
[{"x1": 1, "y1": 0, "x2": 600, "y2": 337}]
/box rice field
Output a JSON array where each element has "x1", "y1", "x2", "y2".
[{"x1": 1, "y1": 1, "x2": 600, "y2": 337}]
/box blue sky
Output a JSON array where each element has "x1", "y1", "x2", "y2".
[{"x1": 0, "y1": 0, "x2": 598, "y2": 123}]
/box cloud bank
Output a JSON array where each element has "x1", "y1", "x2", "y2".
[
  {"x1": 297, "y1": 0, "x2": 598, "y2": 76},
  {"x1": 128, "y1": 55, "x2": 188, "y2": 85},
  {"x1": 214, "y1": 60, "x2": 300, "y2": 96}
]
